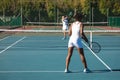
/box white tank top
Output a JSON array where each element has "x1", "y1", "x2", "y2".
[
  {"x1": 71, "y1": 21, "x2": 81, "y2": 39},
  {"x1": 62, "y1": 19, "x2": 68, "y2": 27}
]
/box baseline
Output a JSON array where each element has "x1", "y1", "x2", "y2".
[{"x1": 0, "y1": 70, "x2": 64, "y2": 73}]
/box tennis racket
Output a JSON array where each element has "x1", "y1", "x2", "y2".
[
  {"x1": 68, "y1": 11, "x2": 74, "y2": 22},
  {"x1": 89, "y1": 41, "x2": 101, "y2": 53},
  {"x1": 82, "y1": 32, "x2": 101, "y2": 53},
  {"x1": 69, "y1": 11, "x2": 101, "y2": 53}
]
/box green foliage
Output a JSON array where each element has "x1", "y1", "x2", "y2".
[
  {"x1": 112, "y1": 0, "x2": 120, "y2": 16},
  {"x1": 0, "y1": 0, "x2": 120, "y2": 22}
]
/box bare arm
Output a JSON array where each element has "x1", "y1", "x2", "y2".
[
  {"x1": 68, "y1": 24, "x2": 72, "y2": 36},
  {"x1": 80, "y1": 23, "x2": 89, "y2": 43}
]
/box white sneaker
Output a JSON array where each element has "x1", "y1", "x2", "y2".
[
  {"x1": 64, "y1": 69, "x2": 71, "y2": 73},
  {"x1": 83, "y1": 68, "x2": 91, "y2": 73},
  {"x1": 62, "y1": 37, "x2": 66, "y2": 40}
]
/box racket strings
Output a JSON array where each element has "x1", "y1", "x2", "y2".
[{"x1": 90, "y1": 42, "x2": 101, "y2": 53}]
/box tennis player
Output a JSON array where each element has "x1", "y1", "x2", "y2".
[
  {"x1": 65, "y1": 13, "x2": 90, "y2": 73},
  {"x1": 62, "y1": 15, "x2": 69, "y2": 40}
]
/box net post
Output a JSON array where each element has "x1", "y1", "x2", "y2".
[
  {"x1": 90, "y1": 31, "x2": 92, "y2": 48},
  {"x1": 90, "y1": 31, "x2": 92, "y2": 42}
]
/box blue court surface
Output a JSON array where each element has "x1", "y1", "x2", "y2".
[{"x1": 0, "y1": 33, "x2": 120, "y2": 80}]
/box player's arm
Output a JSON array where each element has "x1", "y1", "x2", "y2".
[
  {"x1": 80, "y1": 23, "x2": 89, "y2": 44},
  {"x1": 68, "y1": 24, "x2": 72, "y2": 36}
]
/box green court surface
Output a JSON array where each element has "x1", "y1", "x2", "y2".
[{"x1": 0, "y1": 33, "x2": 120, "y2": 80}]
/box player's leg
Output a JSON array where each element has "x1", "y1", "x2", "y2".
[
  {"x1": 62, "y1": 30, "x2": 66, "y2": 40},
  {"x1": 62, "y1": 29, "x2": 67, "y2": 40},
  {"x1": 77, "y1": 48, "x2": 90, "y2": 73},
  {"x1": 65, "y1": 47, "x2": 74, "y2": 73},
  {"x1": 63, "y1": 30, "x2": 66, "y2": 38},
  {"x1": 77, "y1": 48, "x2": 87, "y2": 68}
]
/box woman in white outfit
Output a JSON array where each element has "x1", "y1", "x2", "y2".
[
  {"x1": 62, "y1": 16, "x2": 68, "y2": 40},
  {"x1": 65, "y1": 13, "x2": 90, "y2": 73}
]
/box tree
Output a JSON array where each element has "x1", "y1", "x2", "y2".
[
  {"x1": 112, "y1": 0, "x2": 120, "y2": 16},
  {"x1": 0, "y1": 0, "x2": 120, "y2": 22}
]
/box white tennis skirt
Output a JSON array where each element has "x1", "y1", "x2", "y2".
[
  {"x1": 68, "y1": 37, "x2": 83, "y2": 48},
  {"x1": 62, "y1": 25, "x2": 68, "y2": 30}
]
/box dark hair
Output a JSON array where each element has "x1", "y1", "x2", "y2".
[{"x1": 73, "y1": 13, "x2": 83, "y2": 21}]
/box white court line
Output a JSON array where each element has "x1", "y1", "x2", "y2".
[
  {"x1": 0, "y1": 36, "x2": 9, "y2": 41},
  {"x1": 82, "y1": 41, "x2": 112, "y2": 71},
  {"x1": 0, "y1": 37, "x2": 26, "y2": 54},
  {"x1": 0, "y1": 70, "x2": 63, "y2": 73}
]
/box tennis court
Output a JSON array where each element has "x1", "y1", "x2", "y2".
[{"x1": 0, "y1": 29, "x2": 120, "y2": 80}]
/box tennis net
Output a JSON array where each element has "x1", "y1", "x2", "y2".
[
  {"x1": 25, "y1": 22, "x2": 109, "y2": 30},
  {"x1": 1, "y1": 21, "x2": 120, "y2": 31}
]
